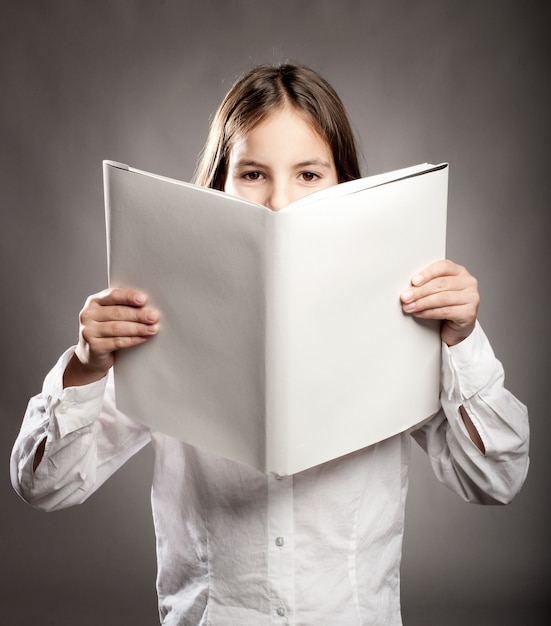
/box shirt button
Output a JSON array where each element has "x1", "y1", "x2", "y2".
[
  {"x1": 276, "y1": 607, "x2": 286, "y2": 616},
  {"x1": 275, "y1": 536, "x2": 284, "y2": 547}
]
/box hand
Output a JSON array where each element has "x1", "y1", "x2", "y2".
[
  {"x1": 63, "y1": 287, "x2": 160, "y2": 387},
  {"x1": 400, "y1": 260, "x2": 480, "y2": 347}
]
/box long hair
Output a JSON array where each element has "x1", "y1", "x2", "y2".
[{"x1": 193, "y1": 63, "x2": 361, "y2": 190}]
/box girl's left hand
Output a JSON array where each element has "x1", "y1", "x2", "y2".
[{"x1": 400, "y1": 259, "x2": 480, "y2": 347}]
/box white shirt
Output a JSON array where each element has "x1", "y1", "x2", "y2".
[{"x1": 11, "y1": 323, "x2": 529, "y2": 625}]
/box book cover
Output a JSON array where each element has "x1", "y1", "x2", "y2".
[{"x1": 104, "y1": 161, "x2": 448, "y2": 474}]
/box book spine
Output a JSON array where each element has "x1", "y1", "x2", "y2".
[{"x1": 264, "y1": 214, "x2": 293, "y2": 475}]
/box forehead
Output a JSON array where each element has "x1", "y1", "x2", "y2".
[{"x1": 229, "y1": 106, "x2": 333, "y2": 162}]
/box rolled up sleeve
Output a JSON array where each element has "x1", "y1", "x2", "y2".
[
  {"x1": 412, "y1": 323, "x2": 529, "y2": 504},
  {"x1": 11, "y1": 348, "x2": 150, "y2": 511}
]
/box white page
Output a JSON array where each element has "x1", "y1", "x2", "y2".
[
  {"x1": 106, "y1": 163, "x2": 271, "y2": 470},
  {"x1": 282, "y1": 162, "x2": 433, "y2": 210},
  {"x1": 105, "y1": 161, "x2": 447, "y2": 474},
  {"x1": 265, "y1": 169, "x2": 447, "y2": 473}
]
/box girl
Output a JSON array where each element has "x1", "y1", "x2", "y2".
[{"x1": 11, "y1": 63, "x2": 529, "y2": 625}]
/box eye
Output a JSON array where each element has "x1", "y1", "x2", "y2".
[
  {"x1": 300, "y1": 171, "x2": 320, "y2": 183},
  {"x1": 242, "y1": 171, "x2": 264, "y2": 181}
]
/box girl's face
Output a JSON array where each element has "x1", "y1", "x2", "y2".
[{"x1": 224, "y1": 106, "x2": 338, "y2": 211}]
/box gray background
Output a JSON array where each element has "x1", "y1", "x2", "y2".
[{"x1": 1, "y1": 1, "x2": 549, "y2": 624}]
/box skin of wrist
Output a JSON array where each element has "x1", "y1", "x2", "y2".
[{"x1": 63, "y1": 353, "x2": 108, "y2": 388}]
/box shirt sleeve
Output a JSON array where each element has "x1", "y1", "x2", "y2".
[
  {"x1": 411, "y1": 322, "x2": 529, "y2": 505},
  {"x1": 10, "y1": 347, "x2": 151, "y2": 512}
]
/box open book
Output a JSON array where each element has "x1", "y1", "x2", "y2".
[{"x1": 104, "y1": 160, "x2": 448, "y2": 475}]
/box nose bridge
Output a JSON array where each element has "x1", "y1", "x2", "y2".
[{"x1": 265, "y1": 176, "x2": 289, "y2": 212}]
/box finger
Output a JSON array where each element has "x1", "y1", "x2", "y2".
[
  {"x1": 401, "y1": 265, "x2": 477, "y2": 306},
  {"x1": 401, "y1": 276, "x2": 454, "y2": 305},
  {"x1": 406, "y1": 302, "x2": 474, "y2": 322},
  {"x1": 409, "y1": 259, "x2": 462, "y2": 287},
  {"x1": 402, "y1": 289, "x2": 479, "y2": 325},
  {"x1": 84, "y1": 303, "x2": 160, "y2": 325},
  {"x1": 84, "y1": 318, "x2": 159, "y2": 342},
  {"x1": 80, "y1": 320, "x2": 158, "y2": 364},
  {"x1": 402, "y1": 277, "x2": 466, "y2": 306},
  {"x1": 85, "y1": 334, "x2": 153, "y2": 354},
  {"x1": 80, "y1": 285, "x2": 160, "y2": 330},
  {"x1": 402, "y1": 289, "x2": 463, "y2": 313},
  {"x1": 88, "y1": 287, "x2": 149, "y2": 308}
]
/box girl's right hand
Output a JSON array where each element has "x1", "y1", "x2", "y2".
[{"x1": 63, "y1": 287, "x2": 160, "y2": 388}]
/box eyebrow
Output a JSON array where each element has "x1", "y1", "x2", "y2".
[
  {"x1": 295, "y1": 159, "x2": 333, "y2": 169},
  {"x1": 232, "y1": 158, "x2": 333, "y2": 170},
  {"x1": 232, "y1": 159, "x2": 265, "y2": 169}
]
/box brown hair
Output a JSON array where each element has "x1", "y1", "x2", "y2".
[{"x1": 192, "y1": 63, "x2": 361, "y2": 190}]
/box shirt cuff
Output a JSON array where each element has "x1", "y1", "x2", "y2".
[
  {"x1": 441, "y1": 321, "x2": 500, "y2": 401},
  {"x1": 43, "y1": 347, "x2": 108, "y2": 438}
]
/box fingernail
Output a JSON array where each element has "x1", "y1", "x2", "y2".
[
  {"x1": 403, "y1": 302, "x2": 416, "y2": 312},
  {"x1": 401, "y1": 289, "x2": 413, "y2": 303},
  {"x1": 412, "y1": 274, "x2": 424, "y2": 286},
  {"x1": 145, "y1": 311, "x2": 157, "y2": 322},
  {"x1": 135, "y1": 293, "x2": 146, "y2": 304}
]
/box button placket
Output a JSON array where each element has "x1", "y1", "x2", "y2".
[{"x1": 267, "y1": 473, "x2": 294, "y2": 621}]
